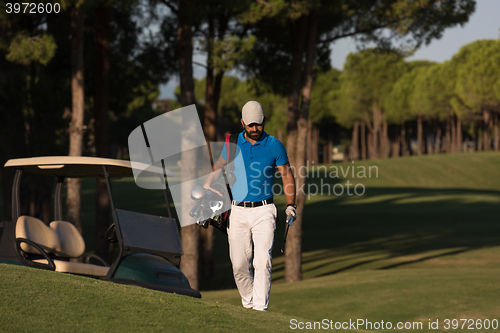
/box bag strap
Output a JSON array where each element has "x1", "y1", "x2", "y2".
[
  {"x1": 225, "y1": 133, "x2": 238, "y2": 171},
  {"x1": 225, "y1": 134, "x2": 231, "y2": 167}
]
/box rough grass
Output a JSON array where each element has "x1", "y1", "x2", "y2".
[{"x1": 0, "y1": 264, "x2": 329, "y2": 333}]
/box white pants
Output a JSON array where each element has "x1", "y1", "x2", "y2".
[{"x1": 228, "y1": 203, "x2": 277, "y2": 311}]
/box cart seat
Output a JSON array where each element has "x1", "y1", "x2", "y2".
[
  {"x1": 32, "y1": 258, "x2": 109, "y2": 276},
  {"x1": 16, "y1": 216, "x2": 109, "y2": 277}
]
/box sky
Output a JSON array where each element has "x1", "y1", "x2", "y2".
[{"x1": 159, "y1": 0, "x2": 500, "y2": 99}]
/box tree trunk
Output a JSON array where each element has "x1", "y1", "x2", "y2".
[
  {"x1": 445, "y1": 118, "x2": 451, "y2": 153},
  {"x1": 351, "y1": 121, "x2": 359, "y2": 161},
  {"x1": 474, "y1": 122, "x2": 480, "y2": 152},
  {"x1": 456, "y1": 115, "x2": 462, "y2": 152},
  {"x1": 417, "y1": 115, "x2": 423, "y2": 155},
  {"x1": 285, "y1": 11, "x2": 318, "y2": 284},
  {"x1": 199, "y1": 224, "x2": 214, "y2": 281},
  {"x1": 367, "y1": 129, "x2": 373, "y2": 159},
  {"x1": 285, "y1": 15, "x2": 307, "y2": 169},
  {"x1": 204, "y1": 15, "x2": 217, "y2": 146},
  {"x1": 436, "y1": 126, "x2": 442, "y2": 153},
  {"x1": 313, "y1": 125, "x2": 319, "y2": 164},
  {"x1": 400, "y1": 123, "x2": 408, "y2": 156},
  {"x1": 494, "y1": 111, "x2": 499, "y2": 151},
  {"x1": 343, "y1": 145, "x2": 350, "y2": 162},
  {"x1": 306, "y1": 122, "x2": 319, "y2": 165},
  {"x1": 95, "y1": 4, "x2": 111, "y2": 260},
  {"x1": 483, "y1": 110, "x2": 491, "y2": 151},
  {"x1": 450, "y1": 115, "x2": 456, "y2": 153},
  {"x1": 200, "y1": 15, "x2": 216, "y2": 281},
  {"x1": 307, "y1": 121, "x2": 314, "y2": 164},
  {"x1": 216, "y1": 107, "x2": 224, "y2": 141},
  {"x1": 203, "y1": 15, "x2": 226, "y2": 143},
  {"x1": 381, "y1": 119, "x2": 388, "y2": 158},
  {"x1": 277, "y1": 129, "x2": 283, "y2": 143},
  {"x1": 372, "y1": 107, "x2": 381, "y2": 159},
  {"x1": 178, "y1": 1, "x2": 199, "y2": 290},
  {"x1": 488, "y1": 110, "x2": 494, "y2": 150},
  {"x1": 390, "y1": 125, "x2": 400, "y2": 158},
  {"x1": 427, "y1": 121, "x2": 433, "y2": 155},
  {"x1": 360, "y1": 121, "x2": 367, "y2": 160},
  {"x1": 67, "y1": 6, "x2": 85, "y2": 241}
]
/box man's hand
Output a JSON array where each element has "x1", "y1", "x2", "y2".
[
  {"x1": 277, "y1": 163, "x2": 296, "y2": 225},
  {"x1": 285, "y1": 205, "x2": 296, "y2": 225},
  {"x1": 203, "y1": 183, "x2": 222, "y2": 196},
  {"x1": 202, "y1": 154, "x2": 227, "y2": 197}
]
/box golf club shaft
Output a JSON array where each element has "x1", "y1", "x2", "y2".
[{"x1": 281, "y1": 223, "x2": 290, "y2": 253}]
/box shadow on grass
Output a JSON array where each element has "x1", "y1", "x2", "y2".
[
  {"x1": 379, "y1": 247, "x2": 472, "y2": 270},
  {"x1": 269, "y1": 187, "x2": 500, "y2": 282},
  {"x1": 59, "y1": 178, "x2": 500, "y2": 291}
]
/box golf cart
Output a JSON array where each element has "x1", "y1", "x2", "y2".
[{"x1": 0, "y1": 156, "x2": 201, "y2": 298}]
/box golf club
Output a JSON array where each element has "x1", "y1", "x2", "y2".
[
  {"x1": 190, "y1": 185, "x2": 224, "y2": 228},
  {"x1": 281, "y1": 214, "x2": 295, "y2": 253}
]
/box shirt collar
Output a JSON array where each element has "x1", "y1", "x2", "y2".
[{"x1": 240, "y1": 131, "x2": 269, "y2": 146}]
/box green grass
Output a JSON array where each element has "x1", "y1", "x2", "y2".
[
  {"x1": 321, "y1": 151, "x2": 500, "y2": 189},
  {"x1": 0, "y1": 264, "x2": 326, "y2": 333},
  {"x1": 202, "y1": 152, "x2": 500, "y2": 287},
  {"x1": 2, "y1": 152, "x2": 500, "y2": 332},
  {"x1": 204, "y1": 268, "x2": 500, "y2": 332},
  {"x1": 202, "y1": 152, "x2": 500, "y2": 332}
]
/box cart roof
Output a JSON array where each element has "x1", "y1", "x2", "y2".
[{"x1": 4, "y1": 156, "x2": 174, "y2": 179}]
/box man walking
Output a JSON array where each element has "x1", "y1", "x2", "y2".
[{"x1": 204, "y1": 101, "x2": 296, "y2": 311}]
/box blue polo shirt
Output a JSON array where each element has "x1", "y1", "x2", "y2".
[{"x1": 221, "y1": 131, "x2": 288, "y2": 202}]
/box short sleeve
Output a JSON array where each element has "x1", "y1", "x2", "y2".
[{"x1": 274, "y1": 139, "x2": 289, "y2": 166}]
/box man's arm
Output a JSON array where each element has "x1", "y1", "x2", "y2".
[
  {"x1": 277, "y1": 162, "x2": 296, "y2": 206},
  {"x1": 202, "y1": 154, "x2": 226, "y2": 195}
]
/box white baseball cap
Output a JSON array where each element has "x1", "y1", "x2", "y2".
[{"x1": 242, "y1": 101, "x2": 264, "y2": 125}]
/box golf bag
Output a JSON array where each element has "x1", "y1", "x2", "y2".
[{"x1": 190, "y1": 134, "x2": 238, "y2": 235}]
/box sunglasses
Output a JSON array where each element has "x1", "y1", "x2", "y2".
[{"x1": 246, "y1": 123, "x2": 263, "y2": 128}]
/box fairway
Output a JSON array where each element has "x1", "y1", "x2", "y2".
[
  {"x1": 203, "y1": 152, "x2": 500, "y2": 332},
  {"x1": 2, "y1": 152, "x2": 500, "y2": 332},
  {"x1": 204, "y1": 268, "x2": 500, "y2": 332}
]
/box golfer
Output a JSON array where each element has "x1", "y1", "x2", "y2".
[{"x1": 204, "y1": 101, "x2": 296, "y2": 311}]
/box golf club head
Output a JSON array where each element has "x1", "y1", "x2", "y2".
[
  {"x1": 209, "y1": 200, "x2": 223, "y2": 213},
  {"x1": 196, "y1": 215, "x2": 209, "y2": 228},
  {"x1": 191, "y1": 185, "x2": 205, "y2": 201},
  {"x1": 189, "y1": 205, "x2": 202, "y2": 217}
]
